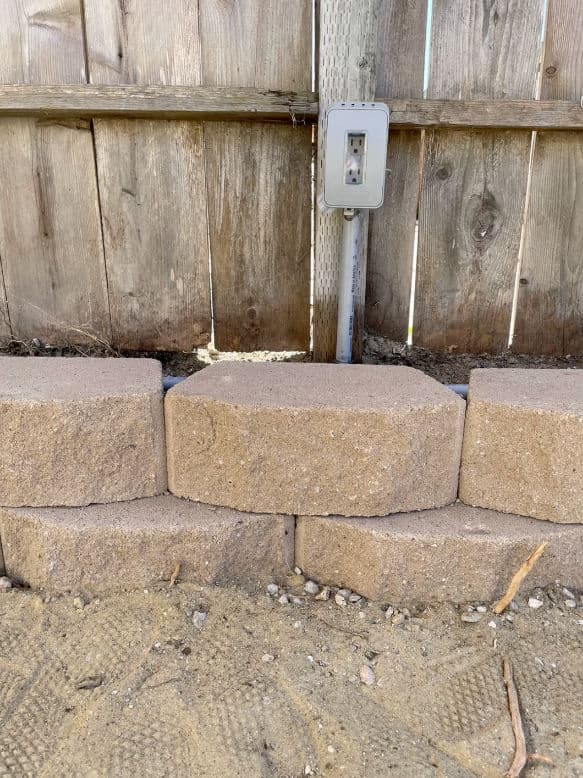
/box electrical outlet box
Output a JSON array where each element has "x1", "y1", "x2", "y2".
[{"x1": 323, "y1": 102, "x2": 389, "y2": 209}]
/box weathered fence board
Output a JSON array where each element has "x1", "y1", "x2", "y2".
[
  {"x1": 84, "y1": 0, "x2": 211, "y2": 351},
  {"x1": 313, "y1": 0, "x2": 380, "y2": 361},
  {"x1": 0, "y1": 272, "x2": 10, "y2": 342},
  {"x1": 513, "y1": 0, "x2": 583, "y2": 354},
  {"x1": 0, "y1": 0, "x2": 110, "y2": 345},
  {"x1": 200, "y1": 0, "x2": 312, "y2": 351},
  {"x1": 366, "y1": 0, "x2": 427, "y2": 342},
  {"x1": 414, "y1": 0, "x2": 545, "y2": 352}
]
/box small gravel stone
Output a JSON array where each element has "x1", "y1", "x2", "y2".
[
  {"x1": 563, "y1": 587, "x2": 575, "y2": 599},
  {"x1": 509, "y1": 600, "x2": 519, "y2": 611},
  {"x1": 192, "y1": 610, "x2": 207, "y2": 630},
  {"x1": 359, "y1": 665, "x2": 376, "y2": 686},
  {"x1": 338, "y1": 589, "x2": 351, "y2": 599},
  {"x1": 528, "y1": 597, "x2": 544, "y2": 609},
  {"x1": 391, "y1": 612, "x2": 406, "y2": 626},
  {"x1": 315, "y1": 586, "x2": 330, "y2": 601},
  {"x1": 334, "y1": 593, "x2": 347, "y2": 607},
  {"x1": 565, "y1": 599, "x2": 577, "y2": 608},
  {"x1": 384, "y1": 606, "x2": 395, "y2": 619},
  {"x1": 0, "y1": 577, "x2": 13, "y2": 592},
  {"x1": 476, "y1": 605, "x2": 487, "y2": 613},
  {"x1": 505, "y1": 614, "x2": 514, "y2": 623},
  {"x1": 290, "y1": 596, "x2": 304, "y2": 606},
  {"x1": 294, "y1": 567, "x2": 303, "y2": 576},
  {"x1": 488, "y1": 620, "x2": 497, "y2": 629},
  {"x1": 266, "y1": 583, "x2": 279, "y2": 596},
  {"x1": 278, "y1": 594, "x2": 289, "y2": 605},
  {"x1": 349, "y1": 594, "x2": 362, "y2": 603},
  {"x1": 261, "y1": 654, "x2": 275, "y2": 663},
  {"x1": 73, "y1": 596, "x2": 85, "y2": 610},
  {"x1": 461, "y1": 612, "x2": 483, "y2": 623},
  {"x1": 304, "y1": 581, "x2": 320, "y2": 595}
]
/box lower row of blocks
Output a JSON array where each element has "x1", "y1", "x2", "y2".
[{"x1": 1, "y1": 496, "x2": 582, "y2": 602}]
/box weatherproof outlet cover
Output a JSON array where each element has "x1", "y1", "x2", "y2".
[{"x1": 323, "y1": 101, "x2": 390, "y2": 210}]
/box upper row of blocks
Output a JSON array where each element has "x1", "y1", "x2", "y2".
[{"x1": 0, "y1": 358, "x2": 581, "y2": 524}]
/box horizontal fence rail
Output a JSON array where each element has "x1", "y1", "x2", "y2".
[{"x1": 1, "y1": 86, "x2": 582, "y2": 131}]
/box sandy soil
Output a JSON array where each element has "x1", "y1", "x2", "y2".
[{"x1": 0, "y1": 578, "x2": 582, "y2": 777}]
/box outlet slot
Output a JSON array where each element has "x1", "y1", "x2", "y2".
[{"x1": 344, "y1": 132, "x2": 366, "y2": 185}]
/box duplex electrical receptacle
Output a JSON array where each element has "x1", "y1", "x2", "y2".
[
  {"x1": 345, "y1": 132, "x2": 365, "y2": 185},
  {"x1": 323, "y1": 102, "x2": 389, "y2": 209}
]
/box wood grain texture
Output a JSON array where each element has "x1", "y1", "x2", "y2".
[
  {"x1": 204, "y1": 122, "x2": 312, "y2": 350},
  {"x1": 416, "y1": 129, "x2": 531, "y2": 351},
  {"x1": 0, "y1": 0, "x2": 111, "y2": 345},
  {"x1": 366, "y1": 0, "x2": 427, "y2": 342},
  {"x1": 0, "y1": 270, "x2": 11, "y2": 343},
  {"x1": 313, "y1": 0, "x2": 380, "y2": 361},
  {"x1": 513, "y1": 0, "x2": 583, "y2": 354},
  {"x1": 414, "y1": 0, "x2": 545, "y2": 352},
  {"x1": 84, "y1": 0, "x2": 212, "y2": 350},
  {"x1": 200, "y1": 0, "x2": 312, "y2": 351},
  {"x1": 0, "y1": 84, "x2": 318, "y2": 122}
]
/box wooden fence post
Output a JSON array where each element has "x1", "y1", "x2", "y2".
[{"x1": 312, "y1": 0, "x2": 380, "y2": 362}]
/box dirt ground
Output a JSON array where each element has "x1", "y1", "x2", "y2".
[
  {"x1": 1, "y1": 577, "x2": 582, "y2": 777},
  {"x1": 3, "y1": 335, "x2": 583, "y2": 385}
]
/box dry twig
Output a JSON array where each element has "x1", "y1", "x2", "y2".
[
  {"x1": 503, "y1": 657, "x2": 527, "y2": 778},
  {"x1": 528, "y1": 754, "x2": 554, "y2": 765},
  {"x1": 169, "y1": 562, "x2": 181, "y2": 587},
  {"x1": 493, "y1": 542, "x2": 548, "y2": 614}
]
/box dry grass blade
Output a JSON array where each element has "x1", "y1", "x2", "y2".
[
  {"x1": 503, "y1": 657, "x2": 527, "y2": 778},
  {"x1": 493, "y1": 542, "x2": 548, "y2": 614},
  {"x1": 169, "y1": 562, "x2": 181, "y2": 587}
]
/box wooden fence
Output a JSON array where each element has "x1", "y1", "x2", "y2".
[
  {"x1": 0, "y1": 0, "x2": 313, "y2": 353},
  {"x1": 0, "y1": 1, "x2": 582, "y2": 358}
]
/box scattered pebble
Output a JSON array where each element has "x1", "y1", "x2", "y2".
[
  {"x1": 266, "y1": 583, "x2": 279, "y2": 596},
  {"x1": 476, "y1": 605, "x2": 487, "y2": 613},
  {"x1": 261, "y1": 654, "x2": 275, "y2": 663},
  {"x1": 577, "y1": 620, "x2": 583, "y2": 626},
  {"x1": 509, "y1": 600, "x2": 519, "y2": 611},
  {"x1": 304, "y1": 581, "x2": 320, "y2": 595},
  {"x1": 334, "y1": 593, "x2": 347, "y2": 607},
  {"x1": 0, "y1": 577, "x2": 13, "y2": 592},
  {"x1": 304, "y1": 765, "x2": 314, "y2": 776},
  {"x1": 488, "y1": 620, "x2": 497, "y2": 629},
  {"x1": 338, "y1": 589, "x2": 352, "y2": 600},
  {"x1": 294, "y1": 567, "x2": 303, "y2": 576},
  {"x1": 290, "y1": 596, "x2": 304, "y2": 606},
  {"x1": 563, "y1": 587, "x2": 575, "y2": 599},
  {"x1": 73, "y1": 596, "x2": 85, "y2": 610},
  {"x1": 315, "y1": 586, "x2": 330, "y2": 601},
  {"x1": 391, "y1": 612, "x2": 406, "y2": 626},
  {"x1": 359, "y1": 665, "x2": 376, "y2": 686},
  {"x1": 278, "y1": 594, "x2": 289, "y2": 605},
  {"x1": 192, "y1": 610, "x2": 207, "y2": 630},
  {"x1": 564, "y1": 599, "x2": 577, "y2": 609},
  {"x1": 384, "y1": 606, "x2": 395, "y2": 619},
  {"x1": 349, "y1": 594, "x2": 362, "y2": 603},
  {"x1": 505, "y1": 614, "x2": 514, "y2": 623},
  {"x1": 528, "y1": 597, "x2": 544, "y2": 609},
  {"x1": 461, "y1": 612, "x2": 482, "y2": 623}
]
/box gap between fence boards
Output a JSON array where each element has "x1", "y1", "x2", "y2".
[{"x1": 0, "y1": 86, "x2": 582, "y2": 130}]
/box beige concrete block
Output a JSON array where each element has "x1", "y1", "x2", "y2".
[
  {"x1": 460, "y1": 369, "x2": 583, "y2": 523},
  {"x1": 166, "y1": 362, "x2": 465, "y2": 516},
  {"x1": 0, "y1": 496, "x2": 294, "y2": 592},
  {"x1": 296, "y1": 504, "x2": 583, "y2": 603},
  {"x1": 0, "y1": 357, "x2": 166, "y2": 506}
]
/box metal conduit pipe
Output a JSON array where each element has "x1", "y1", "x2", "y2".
[{"x1": 163, "y1": 374, "x2": 469, "y2": 399}]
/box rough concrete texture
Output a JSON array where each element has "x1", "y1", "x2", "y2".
[
  {"x1": 0, "y1": 357, "x2": 166, "y2": 506},
  {"x1": 166, "y1": 362, "x2": 465, "y2": 516},
  {"x1": 460, "y1": 368, "x2": 583, "y2": 523},
  {"x1": 295, "y1": 503, "x2": 583, "y2": 602},
  {"x1": 0, "y1": 496, "x2": 294, "y2": 592}
]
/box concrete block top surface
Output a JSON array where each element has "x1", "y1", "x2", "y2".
[
  {"x1": 469, "y1": 368, "x2": 583, "y2": 414},
  {"x1": 169, "y1": 362, "x2": 462, "y2": 411},
  {"x1": 0, "y1": 357, "x2": 162, "y2": 402},
  {"x1": 6, "y1": 495, "x2": 283, "y2": 530}
]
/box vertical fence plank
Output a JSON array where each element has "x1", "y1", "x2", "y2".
[
  {"x1": 366, "y1": 0, "x2": 427, "y2": 342},
  {"x1": 414, "y1": 0, "x2": 545, "y2": 352},
  {"x1": 0, "y1": 0, "x2": 111, "y2": 346},
  {"x1": 200, "y1": 0, "x2": 312, "y2": 352},
  {"x1": 84, "y1": 0, "x2": 211, "y2": 351},
  {"x1": 513, "y1": 0, "x2": 583, "y2": 355},
  {"x1": 313, "y1": 0, "x2": 380, "y2": 361}
]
